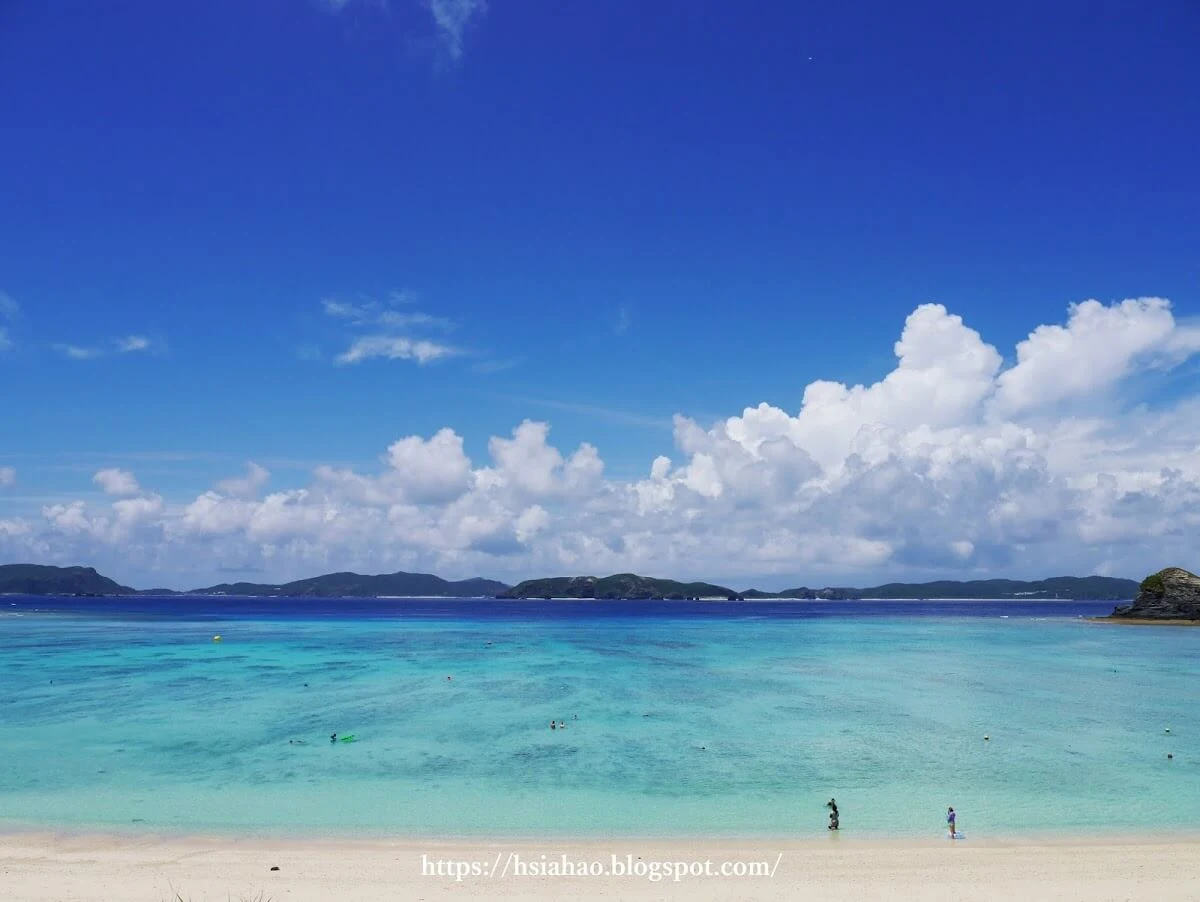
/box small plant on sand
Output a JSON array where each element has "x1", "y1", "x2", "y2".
[{"x1": 162, "y1": 884, "x2": 271, "y2": 902}]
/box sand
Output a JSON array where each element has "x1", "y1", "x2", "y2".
[{"x1": 2, "y1": 831, "x2": 1198, "y2": 901}]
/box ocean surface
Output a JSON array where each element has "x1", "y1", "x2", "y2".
[{"x1": 1, "y1": 595, "x2": 1197, "y2": 839}]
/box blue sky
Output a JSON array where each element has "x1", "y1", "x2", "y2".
[{"x1": 1, "y1": 1, "x2": 1199, "y2": 589}]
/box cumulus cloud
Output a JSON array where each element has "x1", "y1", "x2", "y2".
[
  {"x1": 0, "y1": 466, "x2": 15, "y2": 488},
  {"x1": 6, "y1": 297, "x2": 1200, "y2": 588},
  {"x1": 215, "y1": 462, "x2": 271, "y2": 499},
  {"x1": 993, "y1": 298, "x2": 1200, "y2": 414},
  {"x1": 93, "y1": 468, "x2": 140, "y2": 497}
]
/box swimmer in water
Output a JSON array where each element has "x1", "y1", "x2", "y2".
[{"x1": 947, "y1": 807, "x2": 957, "y2": 838}]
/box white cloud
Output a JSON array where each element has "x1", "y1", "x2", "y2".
[
  {"x1": 336, "y1": 335, "x2": 457, "y2": 364},
  {"x1": 429, "y1": 0, "x2": 487, "y2": 60},
  {"x1": 115, "y1": 335, "x2": 151, "y2": 353},
  {"x1": 215, "y1": 462, "x2": 271, "y2": 499},
  {"x1": 54, "y1": 334, "x2": 161, "y2": 359},
  {"x1": 316, "y1": 0, "x2": 379, "y2": 11},
  {"x1": 322, "y1": 298, "x2": 372, "y2": 321},
  {"x1": 384, "y1": 428, "x2": 473, "y2": 502},
  {"x1": 0, "y1": 291, "x2": 16, "y2": 351},
  {"x1": 377, "y1": 310, "x2": 455, "y2": 330},
  {"x1": 614, "y1": 304, "x2": 631, "y2": 335},
  {"x1": 56, "y1": 344, "x2": 104, "y2": 360},
  {"x1": 323, "y1": 294, "x2": 460, "y2": 365},
  {"x1": 6, "y1": 297, "x2": 1200, "y2": 588},
  {"x1": 0, "y1": 466, "x2": 15, "y2": 488},
  {"x1": 314, "y1": 0, "x2": 486, "y2": 63},
  {"x1": 992, "y1": 298, "x2": 1199, "y2": 414},
  {"x1": 93, "y1": 468, "x2": 140, "y2": 497}
]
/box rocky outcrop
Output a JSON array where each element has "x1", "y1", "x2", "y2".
[{"x1": 1109, "y1": 568, "x2": 1200, "y2": 620}]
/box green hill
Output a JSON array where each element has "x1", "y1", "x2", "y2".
[
  {"x1": 187, "y1": 570, "x2": 510, "y2": 597},
  {"x1": 502, "y1": 573, "x2": 738, "y2": 600},
  {"x1": 0, "y1": 564, "x2": 135, "y2": 595},
  {"x1": 740, "y1": 576, "x2": 1137, "y2": 600},
  {"x1": 0, "y1": 562, "x2": 1138, "y2": 601},
  {"x1": 853, "y1": 576, "x2": 1137, "y2": 600}
]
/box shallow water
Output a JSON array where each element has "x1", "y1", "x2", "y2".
[{"x1": 1, "y1": 596, "x2": 1196, "y2": 838}]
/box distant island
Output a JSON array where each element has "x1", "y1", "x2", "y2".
[
  {"x1": 185, "y1": 571, "x2": 509, "y2": 598},
  {"x1": 0, "y1": 564, "x2": 505, "y2": 598},
  {"x1": 501, "y1": 574, "x2": 735, "y2": 600},
  {"x1": 0, "y1": 564, "x2": 136, "y2": 596},
  {"x1": 0, "y1": 563, "x2": 1139, "y2": 601},
  {"x1": 1105, "y1": 567, "x2": 1200, "y2": 622},
  {"x1": 503, "y1": 574, "x2": 1138, "y2": 601}
]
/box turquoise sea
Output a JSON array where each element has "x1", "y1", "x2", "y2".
[{"x1": 1, "y1": 596, "x2": 1197, "y2": 839}]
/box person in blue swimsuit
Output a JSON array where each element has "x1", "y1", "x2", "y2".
[{"x1": 947, "y1": 807, "x2": 957, "y2": 838}]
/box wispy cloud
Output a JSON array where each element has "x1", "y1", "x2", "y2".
[
  {"x1": 493, "y1": 394, "x2": 674, "y2": 431},
  {"x1": 116, "y1": 334, "x2": 151, "y2": 353},
  {"x1": 0, "y1": 466, "x2": 15, "y2": 488},
  {"x1": 324, "y1": 292, "x2": 460, "y2": 365},
  {"x1": 614, "y1": 304, "x2": 632, "y2": 335},
  {"x1": 429, "y1": 0, "x2": 488, "y2": 61},
  {"x1": 0, "y1": 290, "x2": 18, "y2": 352},
  {"x1": 322, "y1": 298, "x2": 373, "y2": 322},
  {"x1": 377, "y1": 310, "x2": 455, "y2": 330},
  {"x1": 315, "y1": 1, "x2": 486, "y2": 64},
  {"x1": 336, "y1": 335, "x2": 458, "y2": 364},
  {"x1": 53, "y1": 334, "x2": 163, "y2": 360},
  {"x1": 322, "y1": 292, "x2": 450, "y2": 328},
  {"x1": 295, "y1": 344, "x2": 324, "y2": 362},
  {"x1": 314, "y1": 0, "x2": 383, "y2": 11},
  {"x1": 472, "y1": 357, "x2": 522, "y2": 375},
  {"x1": 55, "y1": 344, "x2": 104, "y2": 360}
]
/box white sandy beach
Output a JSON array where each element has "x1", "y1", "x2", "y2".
[{"x1": 2, "y1": 832, "x2": 1197, "y2": 902}]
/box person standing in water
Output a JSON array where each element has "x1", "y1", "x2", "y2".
[{"x1": 947, "y1": 807, "x2": 957, "y2": 838}]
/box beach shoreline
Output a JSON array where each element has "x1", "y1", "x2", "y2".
[{"x1": 3, "y1": 828, "x2": 1198, "y2": 901}]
